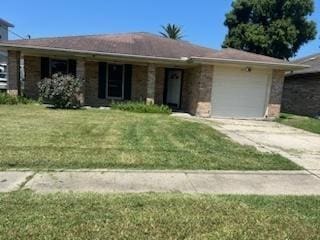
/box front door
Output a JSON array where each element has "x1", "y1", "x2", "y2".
[{"x1": 164, "y1": 69, "x2": 183, "y2": 108}]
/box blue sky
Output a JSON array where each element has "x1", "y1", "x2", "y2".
[{"x1": 2, "y1": 0, "x2": 320, "y2": 59}]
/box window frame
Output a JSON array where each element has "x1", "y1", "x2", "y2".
[{"x1": 106, "y1": 64, "x2": 125, "y2": 100}]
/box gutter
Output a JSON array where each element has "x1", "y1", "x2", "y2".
[
  {"x1": 286, "y1": 69, "x2": 320, "y2": 77},
  {"x1": 0, "y1": 43, "x2": 187, "y2": 64},
  {"x1": 189, "y1": 56, "x2": 309, "y2": 70}
]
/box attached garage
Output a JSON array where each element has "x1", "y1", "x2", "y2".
[{"x1": 211, "y1": 66, "x2": 272, "y2": 118}]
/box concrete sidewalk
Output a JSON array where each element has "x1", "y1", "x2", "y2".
[{"x1": 1, "y1": 170, "x2": 320, "y2": 195}]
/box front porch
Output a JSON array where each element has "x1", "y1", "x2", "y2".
[{"x1": 7, "y1": 50, "x2": 214, "y2": 117}]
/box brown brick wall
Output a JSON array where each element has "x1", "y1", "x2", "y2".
[
  {"x1": 76, "y1": 60, "x2": 86, "y2": 105},
  {"x1": 21, "y1": 56, "x2": 215, "y2": 114},
  {"x1": 146, "y1": 64, "x2": 156, "y2": 104},
  {"x1": 182, "y1": 67, "x2": 200, "y2": 115},
  {"x1": 282, "y1": 73, "x2": 320, "y2": 117},
  {"x1": 131, "y1": 65, "x2": 166, "y2": 104},
  {"x1": 24, "y1": 56, "x2": 41, "y2": 99},
  {"x1": 7, "y1": 50, "x2": 21, "y2": 96},
  {"x1": 182, "y1": 65, "x2": 213, "y2": 117},
  {"x1": 127, "y1": 65, "x2": 165, "y2": 104},
  {"x1": 267, "y1": 70, "x2": 285, "y2": 118},
  {"x1": 82, "y1": 62, "x2": 153, "y2": 105},
  {"x1": 22, "y1": 58, "x2": 153, "y2": 105},
  {"x1": 155, "y1": 67, "x2": 165, "y2": 105},
  {"x1": 84, "y1": 61, "x2": 106, "y2": 106},
  {"x1": 131, "y1": 65, "x2": 148, "y2": 101},
  {"x1": 196, "y1": 65, "x2": 214, "y2": 117}
]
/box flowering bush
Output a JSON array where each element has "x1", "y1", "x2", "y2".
[{"x1": 38, "y1": 73, "x2": 83, "y2": 109}]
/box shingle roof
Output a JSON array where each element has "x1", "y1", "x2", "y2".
[
  {"x1": 0, "y1": 32, "x2": 288, "y2": 64},
  {"x1": 204, "y1": 48, "x2": 285, "y2": 63},
  {"x1": 3, "y1": 32, "x2": 219, "y2": 59},
  {"x1": 0, "y1": 18, "x2": 14, "y2": 28},
  {"x1": 287, "y1": 53, "x2": 320, "y2": 75}
]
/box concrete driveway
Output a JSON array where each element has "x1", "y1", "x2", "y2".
[{"x1": 210, "y1": 119, "x2": 320, "y2": 173}]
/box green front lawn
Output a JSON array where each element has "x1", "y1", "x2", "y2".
[
  {"x1": 0, "y1": 105, "x2": 299, "y2": 170},
  {"x1": 1, "y1": 192, "x2": 319, "y2": 239},
  {"x1": 277, "y1": 113, "x2": 320, "y2": 134}
]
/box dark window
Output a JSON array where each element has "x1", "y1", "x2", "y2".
[
  {"x1": 41, "y1": 57, "x2": 50, "y2": 79},
  {"x1": 124, "y1": 64, "x2": 132, "y2": 100},
  {"x1": 98, "y1": 62, "x2": 107, "y2": 99},
  {"x1": 51, "y1": 59, "x2": 68, "y2": 75},
  {"x1": 68, "y1": 59, "x2": 77, "y2": 76},
  {"x1": 108, "y1": 64, "x2": 124, "y2": 98}
]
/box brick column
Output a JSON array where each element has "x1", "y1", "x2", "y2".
[
  {"x1": 146, "y1": 64, "x2": 156, "y2": 104},
  {"x1": 7, "y1": 50, "x2": 21, "y2": 96},
  {"x1": 24, "y1": 56, "x2": 41, "y2": 99},
  {"x1": 76, "y1": 60, "x2": 86, "y2": 105},
  {"x1": 195, "y1": 65, "x2": 214, "y2": 118},
  {"x1": 267, "y1": 70, "x2": 285, "y2": 118}
]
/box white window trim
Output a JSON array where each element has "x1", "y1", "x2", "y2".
[{"x1": 106, "y1": 64, "x2": 125, "y2": 100}]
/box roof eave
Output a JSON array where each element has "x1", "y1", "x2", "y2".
[
  {"x1": 286, "y1": 70, "x2": 320, "y2": 77},
  {"x1": 0, "y1": 43, "x2": 309, "y2": 70},
  {"x1": 0, "y1": 20, "x2": 14, "y2": 28},
  {"x1": 190, "y1": 57, "x2": 309, "y2": 70},
  {"x1": 0, "y1": 43, "x2": 189, "y2": 65}
]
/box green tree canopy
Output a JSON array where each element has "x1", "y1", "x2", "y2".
[
  {"x1": 222, "y1": 0, "x2": 317, "y2": 59},
  {"x1": 160, "y1": 24, "x2": 184, "y2": 40}
]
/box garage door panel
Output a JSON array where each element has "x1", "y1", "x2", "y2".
[
  {"x1": 213, "y1": 79, "x2": 268, "y2": 88},
  {"x1": 214, "y1": 89, "x2": 267, "y2": 101},
  {"x1": 212, "y1": 67, "x2": 271, "y2": 118},
  {"x1": 214, "y1": 96, "x2": 264, "y2": 107}
]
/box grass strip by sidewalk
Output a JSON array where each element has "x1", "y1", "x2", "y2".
[{"x1": 0, "y1": 192, "x2": 319, "y2": 239}]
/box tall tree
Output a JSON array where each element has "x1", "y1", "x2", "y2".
[
  {"x1": 223, "y1": 0, "x2": 317, "y2": 59},
  {"x1": 160, "y1": 24, "x2": 184, "y2": 40}
]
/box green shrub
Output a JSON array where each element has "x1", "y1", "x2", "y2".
[
  {"x1": 0, "y1": 92, "x2": 34, "y2": 105},
  {"x1": 38, "y1": 73, "x2": 83, "y2": 109},
  {"x1": 111, "y1": 101, "x2": 172, "y2": 114}
]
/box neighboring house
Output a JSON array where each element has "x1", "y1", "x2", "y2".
[
  {"x1": 0, "y1": 18, "x2": 14, "y2": 41},
  {"x1": 0, "y1": 18, "x2": 14, "y2": 90},
  {"x1": 0, "y1": 18, "x2": 14, "y2": 64},
  {"x1": 0, "y1": 52, "x2": 6, "y2": 64},
  {"x1": 0, "y1": 32, "x2": 305, "y2": 118},
  {"x1": 282, "y1": 53, "x2": 320, "y2": 117}
]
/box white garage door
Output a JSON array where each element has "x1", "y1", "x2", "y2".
[{"x1": 211, "y1": 66, "x2": 271, "y2": 118}]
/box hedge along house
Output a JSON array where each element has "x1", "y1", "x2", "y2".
[{"x1": 0, "y1": 32, "x2": 306, "y2": 118}]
